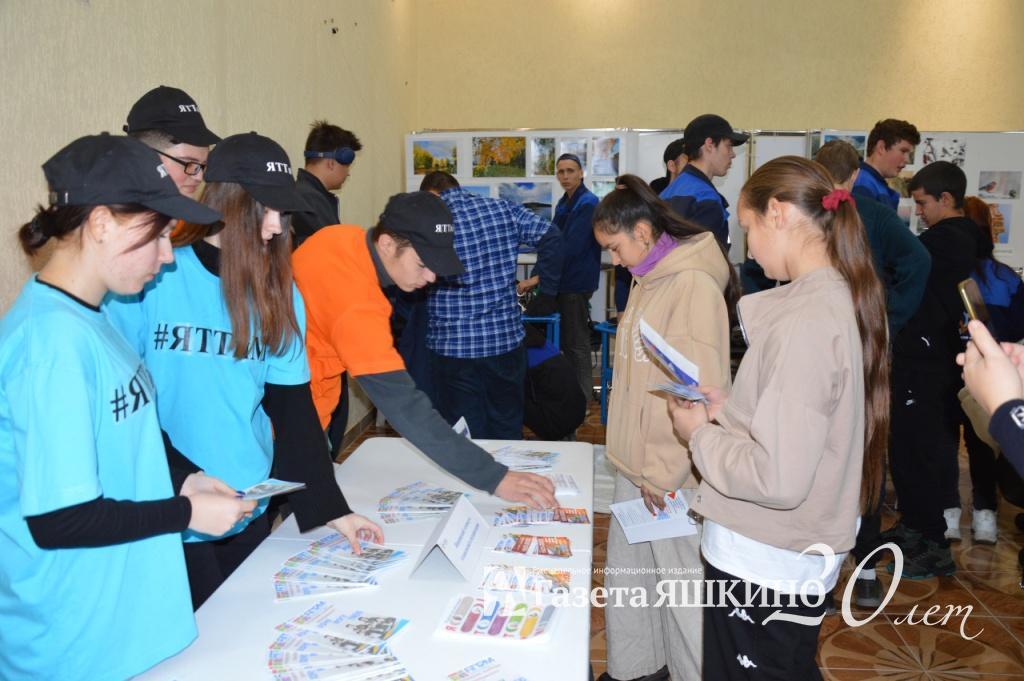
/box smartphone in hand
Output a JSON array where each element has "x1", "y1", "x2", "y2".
[{"x1": 958, "y1": 278, "x2": 995, "y2": 337}]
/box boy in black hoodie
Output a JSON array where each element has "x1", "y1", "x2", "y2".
[{"x1": 885, "y1": 161, "x2": 986, "y2": 577}]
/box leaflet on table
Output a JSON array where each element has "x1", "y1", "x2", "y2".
[
  {"x1": 544, "y1": 473, "x2": 579, "y2": 495},
  {"x1": 478, "y1": 564, "x2": 571, "y2": 594},
  {"x1": 608, "y1": 489, "x2": 697, "y2": 544},
  {"x1": 447, "y1": 657, "x2": 530, "y2": 681},
  {"x1": 439, "y1": 595, "x2": 557, "y2": 642},
  {"x1": 637, "y1": 318, "x2": 706, "y2": 402},
  {"x1": 274, "y1": 537, "x2": 408, "y2": 601},
  {"x1": 490, "y1": 446, "x2": 560, "y2": 472},
  {"x1": 493, "y1": 534, "x2": 572, "y2": 558},
  {"x1": 378, "y1": 481, "x2": 467, "y2": 524},
  {"x1": 492, "y1": 506, "x2": 590, "y2": 527},
  {"x1": 240, "y1": 478, "x2": 307, "y2": 500},
  {"x1": 268, "y1": 603, "x2": 414, "y2": 681}
]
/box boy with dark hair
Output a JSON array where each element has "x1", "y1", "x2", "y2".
[
  {"x1": 853, "y1": 118, "x2": 921, "y2": 209},
  {"x1": 649, "y1": 137, "x2": 686, "y2": 195},
  {"x1": 659, "y1": 114, "x2": 748, "y2": 248},
  {"x1": 292, "y1": 120, "x2": 363, "y2": 247},
  {"x1": 124, "y1": 85, "x2": 221, "y2": 198},
  {"x1": 886, "y1": 161, "x2": 987, "y2": 578}
]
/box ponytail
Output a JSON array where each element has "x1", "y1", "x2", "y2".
[
  {"x1": 594, "y1": 174, "x2": 741, "y2": 315},
  {"x1": 19, "y1": 204, "x2": 166, "y2": 256},
  {"x1": 742, "y1": 156, "x2": 889, "y2": 513}
]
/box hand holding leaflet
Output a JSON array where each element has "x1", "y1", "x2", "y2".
[
  {"x1": 638, "y1": 319, "x2": 705, "y2": 402},
  {"x1": 238, "y1": 478, "x2": 306, "y2": 500}
]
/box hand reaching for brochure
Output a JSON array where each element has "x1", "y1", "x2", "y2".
[
  {"x1": 495, "y1": 471, "x2": 558, "y2": 510},
  {"x1": 327, "y1": 513, "x2": 384, "y2": 556},
  {"x1": 667, "y1": 385, "x2": 728, "y2": 442},
  {"x1": 185, "y1": 492, "x2": 257, "y2": 536},
  {"x1": 958, "y1": 319, "x2": 1024, "y2": 415}
]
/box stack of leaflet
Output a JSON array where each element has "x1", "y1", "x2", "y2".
[
  {"x1": 268, "y1": 602, "x2": 413, "y2": 681},
  {"x1": 274, "y1": 534, "x2": 408, "y2": 601},
  {"x1": 491, "y1": 446, "x2": 559, "y2": 472},
  {"x1": 492, "y1": 506, "x2": 590, "y2": 527},
  {"x1": 377, "y1": 481, "x2": 466, "y2": 524},
  {"x1": 439, "y1": 595, "x2": 557, "y2": 642}
]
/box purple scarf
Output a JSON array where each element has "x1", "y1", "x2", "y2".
[{"x1": 629, "y1": 232, "x2": 678, "y2": 276}]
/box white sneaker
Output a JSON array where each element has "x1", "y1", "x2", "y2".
[
  {"x1": 972, "y1": 509, "x2": 998, "y2": 544},
  {"x1": 943, "y1": 507, "x2": 962, "y2": 541}
]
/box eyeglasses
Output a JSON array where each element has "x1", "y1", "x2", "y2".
[{"x1": 158, "y1": 150, "x2": 207, "y2": 177}]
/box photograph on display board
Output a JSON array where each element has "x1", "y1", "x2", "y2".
[
  {"x1": 823, "y1": 132, "x2": 867, "y2": 158},
  {"x1": 592, "y1": 137, "x2": 621, "y2": 176},
  {"x1": 498, "y1": 182, "x2": 553, "y2": 218},
  {"x1": 920, "y1": 136, "x2": 967, "y2": 167},
  {"x1": 592, "y1": 180, "x2": 615, "y2": 199},
  {"x1": 992, "y1": 203, "x2": 1011, "y2": 245},
  {"x1": 978, "y1": 171, "x2": 1021, "y2": 200},
  {"x1": 558, "y1": 138, "x2": 588, "y2": 171},
  {"x1": 472, "y1": 136, "x2": 526, "y2": 177},
  {"x1": 887, "y1": 169, "x2": 915, "y2": 198},
  {"x1": 531, "y1": 138, "x2": 556, "y2": 176},
  {"x1": 412, "y1": 140, "x2": 458, "y2": 175},
  {"x1": 462, "y1": 185, "x2": 492, "y2": 198}
]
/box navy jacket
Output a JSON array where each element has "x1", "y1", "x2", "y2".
[
  {"x1": 553, "y1": 184, "x2": 601, "y2": 294},
  {"x1": 852, "y1": 162, "x2": 900, "y2": 210},
  {"x1": 659, "y1": 164, "x2": 730, "y2": 247}
]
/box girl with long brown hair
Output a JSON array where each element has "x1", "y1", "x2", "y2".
[
  {"x1": 669, "y1": 156, "x2": 889, "y2": 679},
  {"x1": 595, "y1": 174, "x2": 739, "y2": 681},
  {"x1": 106, "y1": 133, "x2": 381, "y2": 609}
]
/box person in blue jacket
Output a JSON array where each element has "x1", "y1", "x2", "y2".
[
  {"x1": 106, "y1": 132, "x2": 382, "y2": 609},
  {"x1": 0, "y1": 134, "x2": 256, "y2": 680},
  {"x1": 852, "y1": 118, "x2": 920, "y2": 210},
  {"x1": 660, "y1": 113, "x2": 748, "y2": 248},
  {"x1": 521, "y1": 153, "x2": 599, "y2": 401}
]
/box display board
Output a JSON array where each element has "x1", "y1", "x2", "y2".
[{"x1": 407, "y1": 128, "x2": 1024, "y2": 269}]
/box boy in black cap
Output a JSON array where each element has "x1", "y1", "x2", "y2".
[
  {"x1": 292, "y1": 193, "x2": 559, "y2": 510},
  {"x1": 660, "y1": 113, "x2": 748, "y2": 248},
  {"x1": 124, "y1": 85, "x2": 220, "y2": 197},
  {"x1": 649, "y1": 137, "x2": 687, "y2": 195}
]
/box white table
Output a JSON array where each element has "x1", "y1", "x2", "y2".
[{"x1": 139, "y1": 437, "x2": 594, "y2": 681}]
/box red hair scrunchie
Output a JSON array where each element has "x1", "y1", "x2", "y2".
[{"x1": 822, "y1": 188, "x2": 852, "y2": 212}]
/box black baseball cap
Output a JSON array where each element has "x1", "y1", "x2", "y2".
[
  {"x1": 379, "y1": 192, "x2": 464, "y2": 277},
  {"x1": 124, "y1": 85, "x2": 220, "y2": 146},
  {"x1": 43, "y1": 133, "x2": 222, "y2": 224},
  {"x1": 683, "y1": 114, "x2": 749, "y2": 155},
  {"x1": 204, "y1": 132, "x2": 311, "y2": 214}
]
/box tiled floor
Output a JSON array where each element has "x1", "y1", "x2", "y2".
[{"x1": 339, "y1": 399, "x2": 1024, "y2": 681}]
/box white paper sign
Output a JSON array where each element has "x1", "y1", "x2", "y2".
[{"x1": 409, "y1": 495, "x2": 488, "y2": 581}]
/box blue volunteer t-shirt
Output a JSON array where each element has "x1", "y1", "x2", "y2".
[
  {"x1": 105, "y1": 245, "x2": 310, "y2": 540},
  {"x1": 0, "y1": 278, "x2": 195, "y2": 680}
]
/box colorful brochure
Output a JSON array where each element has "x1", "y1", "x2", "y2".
[
  {"x1": 492, "y1": 506, "x2": 590, "y2": 527},
  {"x1": 493, "y1": 534, "x2": 572, "y2": 558},
  {"x1": 638, "y1": 318, "x2": 705, "y2": 401},
  {"x1": 439, "y1": 595, "x2": 557, "y2": 642},
  {"x1": 609, "y1": 488, "x2": 698, "y2": 544},
  {"x1": 478, "y1": 564, "x2": 571, "y2": 594},
  {"x1": 240, "y1": 478, "x2": 306, "y2": 500}
]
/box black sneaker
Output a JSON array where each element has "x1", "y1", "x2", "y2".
[
  {"x1": 879, "y1": 522, "x2": 922, "y2": 550},
  {"x1": 596, "y1": 667, "x2": 669, "y2": 681},
  {"x1": 887, "y1": 537, "x2": 956, "y2": 579},
  {"x1": 853, "y1": 577, "x2": 883, "y2": 608}
]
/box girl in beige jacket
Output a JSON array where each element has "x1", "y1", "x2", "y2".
[
  {"x1": 670, "y1": 157, "x2": 889, "y2": 681},
  {"x1": 595, "y1": 175, "x2": 739, "y2": 681}
]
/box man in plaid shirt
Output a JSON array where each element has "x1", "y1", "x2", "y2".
[{"x1": 421, "y1": 172, "x2": 563, "y2": 439}]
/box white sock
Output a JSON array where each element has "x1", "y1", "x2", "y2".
[{"x1": 858, "y1": 569, "x2": 876, "y2": 581}]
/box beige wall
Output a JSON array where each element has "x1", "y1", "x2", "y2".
[
  {"x1": 413, "y1": 0, "x2": 1024, "y2": 132},
  {"x1": 3, "y1": 0, "x2": 1023, "y2": 430}
]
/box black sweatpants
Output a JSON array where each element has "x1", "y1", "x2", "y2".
[
  {"x1": 888, "y1": 365, "x2": 962, "y2": 542},
  {"x1": 183, "y1": 512, "x2": 271, "y2": 610},
  {"x1": 703, "y1": 563, "x2": 825, "y2": 681}
]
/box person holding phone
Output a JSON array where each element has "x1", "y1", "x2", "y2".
[
  {"x1": 0, "y1": 135, "x2": 256, "y2": 680},
  {"x1": 595, "y1": 175, "x2": 738, "y2": 681},
  {"x1": 669, "y1": 157, "x2": 889, "y2": 679}
]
